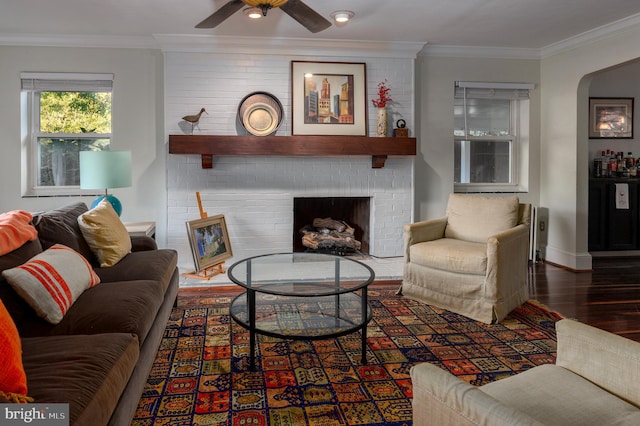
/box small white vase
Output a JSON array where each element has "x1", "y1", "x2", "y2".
[{"x1": 376, "y1": 107, "x2": 387, "y2": 137}]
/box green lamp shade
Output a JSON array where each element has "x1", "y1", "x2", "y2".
[{"x1": 80, "y1": 150, "x2": 132, "y2": 216}]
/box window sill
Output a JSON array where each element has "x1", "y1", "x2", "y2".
[{"x1": 454, "y1": 184, "x2": 528, "y2": 194}]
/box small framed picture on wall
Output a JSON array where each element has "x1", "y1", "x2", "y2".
[{"x1": 589, "y1": 97, "x2": 633, "y2": 139}]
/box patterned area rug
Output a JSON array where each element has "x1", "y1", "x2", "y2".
[{"x1": 132, "y1": 287, "x2": 562, "y2": 426}]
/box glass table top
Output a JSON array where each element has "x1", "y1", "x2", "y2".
[{"x1": 227, "y1": 252, "x2": 375, "y2": 296}]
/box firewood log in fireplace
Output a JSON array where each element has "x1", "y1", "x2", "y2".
[
  {"x1": 300, "y1": 218, "x2": 361, "y2": 251},
  {"x1": 312, "y1": 217, "x2": 348, "y2": 233}
]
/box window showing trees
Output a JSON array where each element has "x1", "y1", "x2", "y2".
[{"x1": 21, "y1": 73, "x2": 113, "y2": 196}]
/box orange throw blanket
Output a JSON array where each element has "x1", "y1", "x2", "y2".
[{"x1": 0, "y1": 210, "x2": 38, "y2": 256}]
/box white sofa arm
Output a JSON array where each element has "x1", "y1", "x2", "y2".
[
  {"x1": 410, "y1": 363, "x2": 543, "y2": 426},
  {"x1": 556, "y1": 319, "x2": 640, "y2": 408}
]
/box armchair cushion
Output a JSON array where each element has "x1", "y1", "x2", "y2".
[
  {"x1": 445, "y1": 194, "x2": 519, "y2": 243},
  {"x1": 410, "y1": 238, "x2": 487, "y2": 274}
]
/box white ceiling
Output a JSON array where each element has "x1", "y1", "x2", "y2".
[{"x1": 3, "y1": 0, "x2": 640, "y2": 51}]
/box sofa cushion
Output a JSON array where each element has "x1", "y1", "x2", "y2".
[
  {"x1": 0, "y1": 299, "x2": 29, "y2": 403},
  {"x1": 0, "y1": 240, "x2": 43, "y2": 276},
  {"x1": 23, "y1": 333, "x2": 139, "y2": 426},
  {"x1": 2, "y1": 244, "x2": 101, "y2": 324},
  {"x1": 49, "y1": 279, "x2": 164, "y2": 346},
  {"x1": 481, "y1": 364, "x2": 640, "y2": 425},
  {"x1": 77, "y1": 200, "x2": 132, "y2": 267},
  {"x1": 445, "y1": 194, "x2": 519, "y2": 243},
  {"x1": 33, "y1": 202, "x2": 95, "y2": 262},
  {"x1": 409, "y1": 238, "x2": 487, "y2": 275},
  {"x1": 94, "y1": 249, "x2": 178, "y2": 292},
  {"x1": 0, "y1": 210, "x2": 38, "y2": 256}
]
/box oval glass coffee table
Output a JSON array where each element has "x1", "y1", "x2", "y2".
[{"x1": 228, "y1": 252, "x2": 375, "y2": 370}]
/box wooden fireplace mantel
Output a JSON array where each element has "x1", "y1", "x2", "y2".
[{"x1": 168, "y1": 134, "x2": 417, "y2": 169}]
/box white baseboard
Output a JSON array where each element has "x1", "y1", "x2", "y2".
[{"x1": 543, "y1": 246, "x2": 592, "y2": 271}]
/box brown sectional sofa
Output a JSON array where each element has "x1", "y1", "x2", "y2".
[{"x1": 0, "y1": 202, "x2": 179, "y2": 426}]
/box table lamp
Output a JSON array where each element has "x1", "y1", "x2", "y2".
[{"x1": 79, "y1": 150, "x2": 132, "y2": 216}]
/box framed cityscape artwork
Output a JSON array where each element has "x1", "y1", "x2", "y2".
[
  {"x1": 589, "y1": 97, "x2": 634, "y2": 139},
  {"x1": 291, "y1": 61, "x2": 367, "y2": 136}
]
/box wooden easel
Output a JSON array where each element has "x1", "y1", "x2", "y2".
[{"x1": 182, "y1": 192, "x2": 227, "y2": 280}]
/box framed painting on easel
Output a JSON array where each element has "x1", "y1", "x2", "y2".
[{"x1": 186, "y1": 214, "x2": 233, "y2": 276}]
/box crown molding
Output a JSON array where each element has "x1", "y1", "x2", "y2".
[
  {"x1": 0, "y1": 32, "x2": 425, "y2": 59},
  {"x1": 541, "y1": 12, "x2": 640, "y2": 58},
  {"x1": 420, "y1": 12, "x2": 640, "y2": 60},
  {"x1": 153, "y1": 34, "x2": 426, "y2": 59},
  {"x1": 419, "y1": 44, "x2": 540, "y2": 60},
  {"x1": 0, "y1": 33, "x2": 158, "y2": 49}
]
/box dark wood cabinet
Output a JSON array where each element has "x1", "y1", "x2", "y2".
[
  {"x1": 589, "y1": 179, "x2": 638, "y2": 251},
  {"x1": 588, "y1": 180, "x2": 607, "y2": 251}
]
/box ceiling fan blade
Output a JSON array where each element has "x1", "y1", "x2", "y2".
[
  {"x1": 280, "y1": 0, "x2": 332, "y2": 33},
  {"x1": 195, "y1": 0, "x2": 244, "y2": 29}
]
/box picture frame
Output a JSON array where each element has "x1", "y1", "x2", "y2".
[
  {"x1": 291, "y1": 61, "x2": 367, "y2": 136},
  {"x1": 589, "y1": 97, "x2": 634, "y2": 139},
  {"x1": 186, "y1": 214, "x2": 233, "y2": 272}
]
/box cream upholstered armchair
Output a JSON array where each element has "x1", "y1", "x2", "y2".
[{"x1": 399, "y1": 194, "x2": 531, "y2": 324}]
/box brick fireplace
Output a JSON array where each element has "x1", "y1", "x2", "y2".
[
  {"x1": 166, "y1": 155, "x2": 414, "y2": 273},
  {"x1": 162, "y1": 48, "x2": 418, "y2": 274}
]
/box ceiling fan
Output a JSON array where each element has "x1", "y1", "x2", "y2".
[{"x1": 196, "y1": 0, "x2": 332, "y2": 33}]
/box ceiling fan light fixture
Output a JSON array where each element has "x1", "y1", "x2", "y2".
[
  {"x1": 331, "y1": 10, "x2": 354, "y2": 25},
  {"x1": 242, "y1": 0, "x2": 288, "y2": 8},
  {"x1": 243, "y1": 7, "x2": 263, "y2": 19}
]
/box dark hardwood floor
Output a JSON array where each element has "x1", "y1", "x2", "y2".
[{"x1": 530, "y1": 257, "x2": 640, "y2": 342}]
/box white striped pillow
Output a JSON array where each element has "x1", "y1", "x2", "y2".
[{"x1": 2, "y1": 244, "x2": 100, "y2": 324}]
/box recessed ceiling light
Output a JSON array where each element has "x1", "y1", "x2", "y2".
[
  {"x1": 330, "y1": 10, "x2": 354, "y2": 25},
  {"x1": 243, "y1": 7, "x2": 263, "y2": 19}
]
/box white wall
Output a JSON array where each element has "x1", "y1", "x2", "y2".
[
  {"x1": 413, "y1": 54, "x2": 541, "y2": 220},
  {"x1": 541, "y1": 26, "x2": 640, "y2": 270},
  {"x1": 0, "y1": 46, "x2": 166, "y2": 243}
]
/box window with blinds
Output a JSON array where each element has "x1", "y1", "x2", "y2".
[
  {"x1": 453, "y1": 81, "x2": 533, "y2": 192},
  {"x1": 20, "y1": 72, "x2": 113, "y2": 197}
]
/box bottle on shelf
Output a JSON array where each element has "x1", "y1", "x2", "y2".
[
  {"x1": 627, "y1": 152, "x2": 635, "y2": 172},
  {"x1": 607, "y1": 150, "x2": 616, "y2": 177},
  {"x1": 603, "y1": 151, "x2": 611, "y2": 177},
  {"x1": 593, "y1": 156, "x2": 602, "y2": 178}
]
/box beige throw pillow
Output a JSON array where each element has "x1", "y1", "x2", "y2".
[
  {"x1": 444, "y1": 194, "x2": 520, "y2": 243},
  {"x1": 77, "y1": 199, "x2": 131, "y2": 267}
]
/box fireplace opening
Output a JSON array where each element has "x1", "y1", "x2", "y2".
[{"x1": 293, "y1": 197, "x2": 371, "y2": 255}]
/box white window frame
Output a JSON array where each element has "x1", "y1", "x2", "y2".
[
  {"x1": 454, "y1": 81, "x2": 532, "y2": 194},
  {"x1": 20, "y1": 72, "x2": 113, "y2": 197}
]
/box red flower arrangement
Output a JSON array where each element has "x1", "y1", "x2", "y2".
[{"x1": 372, "y1": 79, "x2": 392, "y2": 108}]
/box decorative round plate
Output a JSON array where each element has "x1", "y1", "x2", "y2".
[{"x1": 238, "y1": 92, "x2": 284, "y2": 136}]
